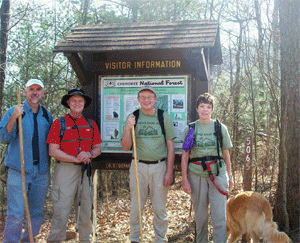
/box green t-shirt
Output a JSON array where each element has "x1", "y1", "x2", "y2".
[
  {"x1": 125, "y1": 109, "x2": 177, "y2": 161},
  {"x1": 180, "y1": 120, "x2": 233, "y2": 177}
]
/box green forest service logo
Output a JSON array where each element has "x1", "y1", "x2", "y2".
[
  {"x1": 195, "y1": 133, "x2": 216, "y2": 147},
  {"x1": 138, "y1": 126, "x2": 158, "y2": 136}
]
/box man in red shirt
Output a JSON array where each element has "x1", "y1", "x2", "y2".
[{"x1": 47, "y1": 88, "x2": 102, "y2": 242}]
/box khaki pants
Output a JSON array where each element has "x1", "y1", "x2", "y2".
[
  {"x1": 129, "y1": 160, "x2": 169, "y2": 243},
  {"x1": 48, "y1": 162, "x2": 93, "y2": 243},
  {"x1": 189, "y1": 171, "x2": 228, "y2": 243}
]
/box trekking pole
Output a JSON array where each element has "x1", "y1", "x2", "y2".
[
  {"x1": 87, "y1": 163, "x2": 97, "y2": 242},
  {"x1": 92, "y1": 168, "x2": 98, "y2": 242},
  {"x1": 17, "y1": 87, "x2": 34, "y2": 243},
  {"x1": 76, "y1": 164, "x2": 85, "y2": 237},
  {"x1": 131, "y1": 127, "x2": 143, "y2": 242}
]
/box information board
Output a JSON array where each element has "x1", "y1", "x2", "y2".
[{"x1": 99, "y1": 76, "x2": 188, "y2": 153}]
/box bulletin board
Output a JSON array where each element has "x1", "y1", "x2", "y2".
[{"x1": 99, "y1": 75, "x2": 188, "y2": 153}]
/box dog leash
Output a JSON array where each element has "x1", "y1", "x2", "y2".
[{"x1": 192, "y1": 160, "x2": 228, "y2": 198}]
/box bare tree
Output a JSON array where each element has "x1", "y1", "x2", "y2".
[
  {"x1": 274, "y1": 0, "x2": 300, "y2": 234},
  {"x1": 0, "y1": 0, "x2": 10, "y2": 118},
  {"x1": 82, "y1": 0, "x2": 90, "y2": 25}
]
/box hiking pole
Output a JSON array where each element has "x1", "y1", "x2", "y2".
[
  {"x1": 76, "y1": 164, "x2": 86, "y2": 238},
  {"x1": 92, "y1": 168, "x2": 98, "y2": 242},
  {"x1": 17, "y1": 87, "x2": 34, "y2": 243},
  {"x1": 131, "y1": 127, "x2": 143, "y2": 242},
  {"x1": 87, "y1": 163, "x2": 97, "y2": 242}
]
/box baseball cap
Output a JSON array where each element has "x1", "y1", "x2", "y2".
[
  {"x1": 25, "y1": 79, "x2": 44, "y2": 89},
  {"x1": 138, "y1": 85, "x2": 156, "y2": 96}
]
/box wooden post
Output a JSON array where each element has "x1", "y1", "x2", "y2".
[
  {"x1": 243, "y1": 135, "x2": 253, "y2": 191},
  {"x1": 17, "y1": 87, "x2": 34, "y2": 243}
]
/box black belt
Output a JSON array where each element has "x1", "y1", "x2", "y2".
[
  {"x1": 189, "y1": 156, "x2": 222, "y2": 163},
  {"x1": 189, "y1": 156, "x2": 223, "y2": 176},
  {"x1": 138, "y1": 158, "x2": 166, "y2": 164},
  {"x1": 57, "y1": 161, "x2": 84, "y2": 166},
  {"x1": 74, "y1": 162, "x2": 85, "y2": 165},
  {"x1": 33, "y1": 160, "x2": 39, "y2": 165}
]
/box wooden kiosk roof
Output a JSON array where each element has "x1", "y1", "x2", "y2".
[{"x1": 54, "y1": 20, "x2": 222, "y2": 57}]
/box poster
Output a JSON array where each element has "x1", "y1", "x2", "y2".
[{"x1": 100, "y1": 76, "x2": 188, "y2": 153}]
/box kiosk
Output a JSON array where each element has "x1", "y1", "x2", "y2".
[{"x1": 54, "y1": 20, "x2": 222, "y2": 170}]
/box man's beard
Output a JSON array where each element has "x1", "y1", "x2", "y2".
[{"x1": 30, "y1": 95, "x2": 40, "y2": 104}]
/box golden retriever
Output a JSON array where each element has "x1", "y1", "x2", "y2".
[{"x1": 227, "y1": 191, "x2": 291, "y2": 243}]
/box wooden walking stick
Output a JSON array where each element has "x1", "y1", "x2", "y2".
[
  {"x1": 17, "y1": 87, "x2": 34, "y2": 243},
  {"x1": 92, "y1": 169, "x2": 98, "y2": 242},
  {"x1": 131, "y1": 126, "x2": 143, "y2": 242}
]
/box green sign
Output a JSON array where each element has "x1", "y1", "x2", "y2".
[{"x1": 99, "y1": 76, "x2": 188, "y2": 153}]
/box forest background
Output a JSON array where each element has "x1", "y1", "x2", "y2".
[{"x1": 0, "y1": 0, "x2": 299, "y2": 242}]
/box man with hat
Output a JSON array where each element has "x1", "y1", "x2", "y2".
[
  {"x1": 47, "y1": 88, "x2": 102, "y2": 242},
  {"x1": 121, "y1": 86, "x2": 176, "y2": 243},
  {"x1": 0, "y1": 79, "x2": 53, "y2": 242}
]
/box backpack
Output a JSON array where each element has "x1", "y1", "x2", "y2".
[
  {"x1": 133, "y1": 109, "x2": 165, "y2": 140},
  {"x1": 58, "y1": 115, "x2": 94, "y2": 142},
  {"x1": 0, "y1": 106, "x2": 50, "y2": 184},
  {"x1": 213, "y1": 119, "x2": 223, "y2": 158},
  {"x1": 20, "y1": 106, "x2": 50, "y2": 123}
]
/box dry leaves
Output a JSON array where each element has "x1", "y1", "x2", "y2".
[{"x1": 0, "y1": 176, "x2": 212, "y2": 242}]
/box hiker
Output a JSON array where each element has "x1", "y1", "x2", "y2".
[
  {"x1": 0, "y1": 79, "x2": 53, "y2": 242},
  {"x1": 180, "y1": 93, "x2": 233, "y2": 243},
  {"x1": 47, "y1": 88, "x2": 102, "y2": 242},
  {"x1": 121, "y1": 86, "x2": 177, "y2": 243}
]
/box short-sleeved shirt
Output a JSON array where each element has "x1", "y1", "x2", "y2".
[
  {"x1": 180, "y1": 119, "x2": 232, "y2": 177},
  {"x1": 124, "y1": 109, "x2": 177, "y2": 161},
  {"x1": 47, "y1": 114, "x2": 102, "y2": 156}
]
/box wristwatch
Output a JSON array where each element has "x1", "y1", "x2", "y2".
[{"x1": 90, "y1": 151, "x2": 94, "y2": 157}]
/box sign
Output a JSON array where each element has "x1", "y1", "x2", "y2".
[
  {"x1": 104, "y1": 60, "x2": 182, "y2": 70},
  {"x1": 243, "y1": 135, "x2": 253, "y2": 191},
  {"x1": 99, "y1": 76, "x2": 188, "y2": 153},
  {"x1": 245, "y1": 136, "x2": 253, "y2": 165}
]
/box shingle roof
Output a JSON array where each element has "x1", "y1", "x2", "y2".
[{"x1": 54, "y1": 20, "x2": 220, "y2": 53}]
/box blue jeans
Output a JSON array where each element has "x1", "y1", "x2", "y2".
[{"x1": 3, "y1": 165, "x2": 49, "y2": 243}]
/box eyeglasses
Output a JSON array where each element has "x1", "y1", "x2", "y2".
[{"x1": 138, "y1": 96, "x2": 155, "y2": 101}]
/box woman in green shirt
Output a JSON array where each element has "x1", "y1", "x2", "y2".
[{"x1": 180, "y1": 93, "x2": 233, "y2": 243}]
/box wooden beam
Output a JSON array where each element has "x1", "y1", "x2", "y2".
[{"x1": 64, "y1": 52, "x2": 90, "y2": 85}]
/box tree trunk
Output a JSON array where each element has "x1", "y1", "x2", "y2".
[
  {"x1": 254, "y1": 0, "x2": 264, "y2": 77},
  {"x1": 82, "y1": 0, "x2": 90, "y2": 25},
  {"x1": 272, "y1": 0, "x2": 280, "y2": 79},
  {"x1": 274, "y1": 0, "x2": 300, "y2": 233},
  {"x1": 230, "y1": 21, "x2": 243, "y2": 187},
  {"x1": 0, "y1": 0, "x2": 10, "y2": 118}
]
